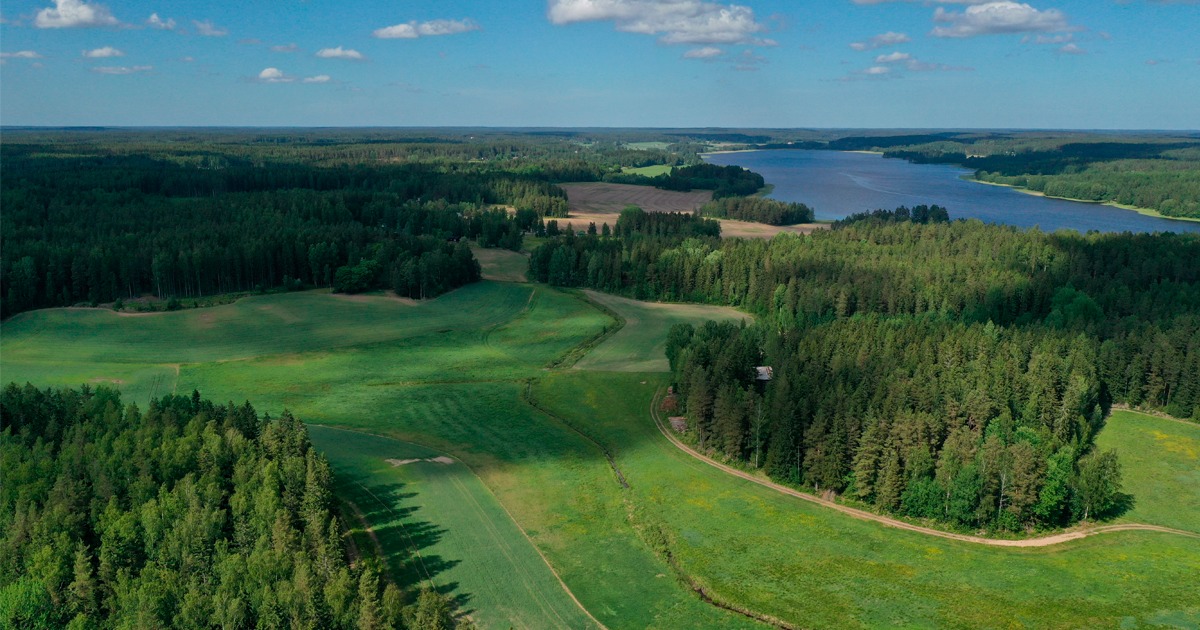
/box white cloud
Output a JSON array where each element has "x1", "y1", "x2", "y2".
[
  {"x1": 35, "y1": 0, "x2": 118, "y2": 28},
  {"x1": 932, "y1": 2, "x2": 1075, "y2": 38},
  {"x1": 1, "y1": 51, "x2": 44, "y2": 59},
  {"x1": 92, "y1": 65, "x2": 152, "y2": 74},
  {"x1": 849, "y1": 31, "x2": 911, "y2": 51},
  {"x1": 271, "y1": 43, "x2": 299, "y2": 53},
  {"x1": 865, "y1": 66, "x2": 891, "y2": 74},
  {"x1": 303, "y1": 75, "x2": 332, "y2": 83},
  {"x1": 684, "y1": 46, "x2": 724, "y2": 59},
  {"x1": 373, "y1": 18, "x2": 480, "y2": 39},
  {"x1": 146, "y1": 13, "x2": 175, "y2": 30},
  {"x1": 83, "y1": 46, "x2": 123, "y2": 58},
  {"x1": 193, "y1": 19, "x2": 228, "y2": 37},
  {"x1": 547, "y1": 0, "x2": 772, "y2": 46},
  {"x1": 875, "y1": 51, "x2": 911, "y2": 63},
  {"x1": 257, "y1": 67, "x2": 293, "y2": 83},
  {"x1": 316, "y1": 46, "x2": 365, "y2": 60},
  {"x1": 1057, "y1": 43, "x2": 1085, "y2": 54}
]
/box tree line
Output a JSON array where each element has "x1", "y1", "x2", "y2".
[
  {"x1": 699, "y1": 197, "x2": 815, "y2": 225},
  {"x1": 0, "y1": 385, "x2": 465, "y2": 629}
]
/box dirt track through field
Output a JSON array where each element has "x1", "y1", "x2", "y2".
[{"x1": 649, "y1": 389, "x2": 1200, "y2": 548}]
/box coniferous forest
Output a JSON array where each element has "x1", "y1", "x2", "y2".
[
  {"x1": 0, "y1": 385, "x2": 458, "y2": 629},
  {"x1": 530, "y1": 209, "x2": 1199, "y2": 531}
]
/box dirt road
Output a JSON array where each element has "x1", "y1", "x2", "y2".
[{"x1": 649, "y1": 390, "x2": 1199, "y2": 548}]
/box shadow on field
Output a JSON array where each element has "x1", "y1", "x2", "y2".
[
  {"x1": 337, "y1": 477, "x2": 463, "y2": 594},
  {"x1": 1102, "y1": 492, "x2": 1136, "y2": 521}
]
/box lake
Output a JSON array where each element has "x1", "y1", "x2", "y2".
[{"x1": 704, "y1": 150, "x2": 1200, "y2": 234}]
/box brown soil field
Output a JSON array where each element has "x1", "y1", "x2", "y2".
[
  {"x1": 560, "y1": 182, "x2": 826, "y2": 239},
  {"x1": 560, "y1": 182, "x2": 712, "y2": 214}
]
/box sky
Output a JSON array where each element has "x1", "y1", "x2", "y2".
[{"x1": 1, "y1": 0, "x2": 1197, "y2": 128}]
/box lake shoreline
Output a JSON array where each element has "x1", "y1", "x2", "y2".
[
  {"x1": 703, "y1": 149, "x2": 1200, "y2": 234},
  {"x1": 967, "y1": 177, "x2": 1200, "y2": 225}
]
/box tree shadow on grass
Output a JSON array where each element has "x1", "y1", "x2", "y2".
[
  {"x1": 334, "y1": 476, "x2": 463, "y2": 596},
  {"x1": 1100, "y1": 492, "x2": 1137, "y2": 521}
]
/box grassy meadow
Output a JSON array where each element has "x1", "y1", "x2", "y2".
[
  {"x1": 577, "y1": 290, "x2": 750, "y2": 372},
  {"x1": 3, "y1": 266, "x2": 1199, "y2": 628},
  {"x1": 620, "y1": 164, "x2": 674, "y2": 177},
  {"x1": 1096, "y1": 410, "x2": 1200, "y2": 535}
]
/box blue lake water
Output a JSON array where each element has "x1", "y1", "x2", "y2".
[{"x1": 704, "y1": 150, "x2": 1200, "y2": 234}]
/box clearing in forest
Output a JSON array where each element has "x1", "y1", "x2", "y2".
[
  {"x1": 560, "y1": 182, "x2": 826, "y2": 239},
  {"x1": 470, "y1": 244, "x2": 529, "y2": 283},
  {"x1": 560, "y1": 182, "x2": 712, "y2": 214},
  {"x1": 576, "y1": 290, "x2": 750, "y2": 372}
]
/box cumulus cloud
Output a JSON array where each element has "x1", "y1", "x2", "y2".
[
  {"x1": 547, "y1": 0, "x2": 773, "y2": 46},
  {"x1": 193, "y1": 19, "x2": 227, "y2": 37},
  {"x1": 932, "y1": 2, "x2": 1075, "y2": 38},
  {"x1": 83, "y1": 46, "x2": 123, "y2": 58},
  {"x1": 35, "y1": 0, "x2": 119, "y2": 28},
  {"x1": 875, "y1": 51, "x2": 911, "y2": 63},
  {"x1": 257, "y1": 67, "x2": 292, "y2": 83},
  {"x1": 316, "y1": 46, "x2": 365, "y2": 60},
  {"x1": 146, "y1": 13, "x2": 175, "y2": 30},
  {"x1": 865, "y1": 66, "x2": 891, "y2": 75},
  {"x1": 1057, "y1": 42, "x2": 1085, "y2": 54},
  {"x1": 1, "y1": 51, "x2": 44, "y2": 59},
  {"x1": 684, "y1": 46, "x2": 724, "y2": 59},
  {"x1": 271, "y1": 43, "x2": 300, "y2": 53},
  {"x1": 373, "y1": 18, "x2": 480, "y2": 39},
  {"x1": 302, "y1": 75, "x2": 332, "y2": 83},
  {"x1": 850, "y1": 31, "x2": 911, "y2": 51},
  {"x1": 92, "y1": 65, "x2": 152, "y2": 74}
]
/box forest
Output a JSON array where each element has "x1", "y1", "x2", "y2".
[
  {"x1": 529, "y1": 209, "x2": 1200, "y2": 531},
  {"x1": 699, "y1": 197, "x2": 815, "y2": 225},
  {"x1": 0, "y1": 385, "x2": 459, "y2": 629},
  {"x1": 0, "y1": 130, "x2": 721, "y2": 318}
]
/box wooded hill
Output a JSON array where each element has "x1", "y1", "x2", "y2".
[{"x1": 529, "y1": 210, "x2": 1199, "y2": 532}]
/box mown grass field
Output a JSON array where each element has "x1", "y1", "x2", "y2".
[
  {"x1": 469, "y1": 244, "x2": 528, "y2": 283},
  {"x1": 3, "y1": 275, "x2": 1199, "y2": 628},
  {"x1": 308, "y1": 425, "x2": 599, "y2": 630},
  {"x1": 1096, "y1": 410, "x2": 1200, "y2": 535},
  {"x1": 578, "y1": 290, "x2": 751, "y2": 372}
]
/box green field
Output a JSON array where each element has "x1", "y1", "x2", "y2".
[
  {"x1": 577, "y1": 290, "x2": 751, "y2": 372},
  {"x1": 622, "y1": 142, "x2": 671, "y2": 152},
  {"x1": 3, "y1": 279, "x2": 1199, "y2": 628},
  {"x1": 308, "y1": 425, "x2": 598, "y2": 630},
  {"x1": 470, "y1": 244, "x2": 529, "y2": 283},
  {"x1": 1096, "y1": 410, "x2": 1200, "y2": 535},
  {"x1": 620, "y1": 164, "x2": 673, "y2": 177}
]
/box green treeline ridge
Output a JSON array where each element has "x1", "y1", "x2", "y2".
[
  {"x1": 0, "y1": 385, "x2": 463, "y2": 629},
  {"x1": 699, "y1": 197, "x2": 815, "y2": 225},
  {"x1": 529, "y1": 211, "x2": 1199, "y2": 531}
]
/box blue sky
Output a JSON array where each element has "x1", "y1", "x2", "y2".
[{"x1": 1, "y1": 0, "x2": 1197, "y2": 128}]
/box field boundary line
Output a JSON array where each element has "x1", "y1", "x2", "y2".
[
  {"x1": 649, "y1": 389, "x2": 1200, "y2": 548},
  {"x1": 1110, "y1": 404, "x2": 1200, "y2": 429},
  {"x1": 544, "y1": 290, "x2": 626, "y2": 370},
  {"x1": 521, "y1": 381, "x2": 629, "y2": 489},
  {"x1": 307, "y1": 423, "x2": 609, "y2": 630}
]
